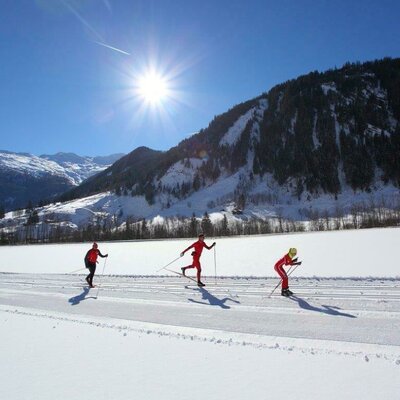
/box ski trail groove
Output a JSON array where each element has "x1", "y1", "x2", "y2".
[{"x1": 0, "y1": 273, "x2": 399, "y2": 347}]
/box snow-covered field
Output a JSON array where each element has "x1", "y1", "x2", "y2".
[
  {"x1": 0, "y1": 227, "x2": 399, "y2": 277},
  {"x1": 0, "y1": 228, "x2": 399, "y2": 399}
]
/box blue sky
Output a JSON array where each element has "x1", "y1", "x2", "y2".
[{"x1": 0, "y1": 0, "x2": 399, "y2": 157}]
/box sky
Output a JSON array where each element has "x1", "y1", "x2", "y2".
[{"x1": 0, "y1": 0, "x2": 399, "y2": 157}]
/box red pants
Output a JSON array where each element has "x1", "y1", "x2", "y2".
[
  {"x1": 274, "y1": 264, "x2": 288, "y2": 289},
  {"x1": 184, "y1": 260, "x2": 201, "y2": 281}
]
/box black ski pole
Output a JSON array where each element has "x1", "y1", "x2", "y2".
[
  {"x1": 95, "y1": 257, "x2": 108, "y2": 299},
  {"x1": 269, "y1": 266, "x2": 293, "y2": 297},
  {"x1": 156, "y1": 256, "x2": 181, "y2": 273},
  {"x1": 66, "y1": 267, "x2": 86, "y2": 274},
  {"x1": 268, "y1": 264, "x2": 301, "y2": 298},
  {"x1": 214, "y1": 246, "x2": 217, "y2": 286}
]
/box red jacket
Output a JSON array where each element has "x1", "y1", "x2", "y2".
[
  {"x1": 182, "y1": 240, "x2": 212, "y2": 259},
  {"x1": 85, "y1": 249, "x2": 106, "y2": 264},
  {"x1": 274, "y1": 254, "x2": 294, "y2": 270}
]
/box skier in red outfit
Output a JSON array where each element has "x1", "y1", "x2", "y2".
[
  {"x1": 84, "y1": 242, "x2": 108, "y2": 288},
  {"x1": 180, "y1": 234, "x2": 215, "y2": 287},
  {"x1": 274, "y1": 248, "x2": 301, "y2": 296}
]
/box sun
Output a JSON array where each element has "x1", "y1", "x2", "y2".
[{"x1": 137, "y1": 71, "x2": 169, "y2": 104}]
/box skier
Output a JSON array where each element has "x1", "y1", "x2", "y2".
[
  {"x1": 180, "y1": 233, "x2": 215, "y2": 287},
  {"x1": 274, "y1": 248, "x2": 301, "y2": 297},
  {"x1": 84, "y1": 242, "x2": 108, "y2": 288}
]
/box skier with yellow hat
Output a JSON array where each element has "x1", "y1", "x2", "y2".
[{"x1": 274, "y1": 248, "x2": 302, "y2": 296}]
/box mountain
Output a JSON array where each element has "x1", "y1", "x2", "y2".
[
  {"x1": 0, "y1": 151, "x2": 124, "y2": 211},
  {"x1": 2, "y1": 57, "x2": 400, "y2": 232}
]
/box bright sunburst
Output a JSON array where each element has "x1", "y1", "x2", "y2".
[{"x1": 137, "y1": 71, "x2": 169, "y2": 104}]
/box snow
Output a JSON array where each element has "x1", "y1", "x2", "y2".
[
  {"x1": 321, "y1": 82, "x2": 338, "y2": 95},
  {"x1": 0, "y1": 227, "x2": 399, "y2": 277},
  {"x1": 159, "y1": 158, "x2": 205, "y2": 188},
  {"x1": 40, "y1": 192, "x2": 156, "y2": 227},
  {"x1": 219, "y1": 107, "x2": 255, "y2": 146},
  {"x1": 0, "y1": 150, "x2": 117, "y2": 186},
  {"x1": 0, "y1": 228, "x2": 399, "y2": 399},
  {"x1": 365, "y1": 123, "x2": 391, "y2": 138},
  {"x1": 2, "y1": 169, "x2": 399, "y2": 232},
  {"x1": 311, "y1": 112, "x2": 320, "y2": 147},
  {"x1": 219, "y1": 99, "x2": 268, "y2": 147},
  {"x1": 1, "y1": 306, "x2": 398, "y2": 400},
  {"x1": 0, "y1": 151, "x2": 71, "y2": 181}
]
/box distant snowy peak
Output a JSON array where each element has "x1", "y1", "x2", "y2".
[
  {"x1": 41, "y1": 152, "x2": 124, "y2": 167},
  {"x1": 0, "y1": 150, "x2": 124, "y2": 210},
  {"x1": 40, "y1": 152, "x2": 90, "y2": 165},
  {"x1": 0, "y1": 151, "x2": 69, "y2": 180},
  {"x1": 0, "y1": 151, "x2": 124, "y2": 186}
]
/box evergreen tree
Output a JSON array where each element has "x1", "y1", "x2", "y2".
[
  {"x1": 27, "y1": 209, "x2": 39, "y2": 225},
  {"x1": 200, "y1": 212, "x2": 214, "y2": 236},
  {"x1": 193, "y1": 174, "x2": 201, "y2": 191},
  {"x1": 220, "y1": 214, "x2": 229, "y2": 236},
  {"x1": 189, "y1": 213, "x2": 198, "y2": 237},
  {"x1": 140, "y1": 219, "x2": 150, "y2": 239}
]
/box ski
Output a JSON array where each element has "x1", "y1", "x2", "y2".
[{"x1": 164, "y1": 267, "x2": 200, "y2": 284}]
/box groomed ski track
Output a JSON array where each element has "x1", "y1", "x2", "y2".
[{"x1": 1, "y1": 273, "x2": 399, "y2": 348}]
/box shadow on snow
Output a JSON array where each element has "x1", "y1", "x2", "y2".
[
  {"x1": 187, "y1": 286, "x2": 240, "y2": 309},
  {"x1": 68, "y1": 287, "x2": 96, "y2": 306},
  {"x1": 290, "y1": 295, "x2": 357, "y2": 318}
]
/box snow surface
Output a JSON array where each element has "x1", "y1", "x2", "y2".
[
  {"x1": 1, "y1": 305, "x2": 398, "y2": 400},
  {"x1": 0, "y1": 150, "x2": 117, "y2": 186},
  {"x1": 321, "y1": 82, "x2": 338, "y2": 95},
  {"x1": 159, "y1": 158, "x2": 205, "y2": 188},
  {"x1": 0, "y1": 228, "x2": 399, "y2": 399},
  {"x1": 0, "y1": 152, "x2": 70, "y2": 180},
  {"x1": 1, "y1": 227, "x2": 399, "y2": 277},
  {"x1": 219, "y1": 108, "x2": 255, "y2": 146},
  {"x1": 219, "y1": 99, "x2": 268, "y2": 147}
]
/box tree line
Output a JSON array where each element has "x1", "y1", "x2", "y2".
[{"x1": 1, "y1": 199, "x2": 399, "y2": 245}]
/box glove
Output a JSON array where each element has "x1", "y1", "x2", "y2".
[
  {"x1": 212, "y1": 242, "x2": 216, "y2": 247},
  {"x1": 106, "y1": 254, "x2": 109, "y2": 257},
  {"x1": 180, "y1": 252, "x2": 184, "y2": 257},
  {"x1": 293, "y1": 261, "x2": 302, "y2": 266},
  {"x1": 292, "y1": 257, "x2": 298, "y2": 263}
]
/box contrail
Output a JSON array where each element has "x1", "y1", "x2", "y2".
[
  {"x1": 94, "y1": 41, "x2": 131, "y2": 56},
  {"x1": 60, "y1": 0, "x2": 130, "y2": 56},
  {"x1": 102, "y1": 0, "x2": 112, "y2": 12},
  {"x1": 61, "y1": 0, "x2": 104, "y2": 42}
]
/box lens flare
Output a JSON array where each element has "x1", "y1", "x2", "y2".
[{"x1": 137, "y1": 71, "x2": 169, "y2": 104}]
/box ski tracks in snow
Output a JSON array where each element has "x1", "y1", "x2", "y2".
[{"x1": 0, "y1": 273, "x2": 399, "y2": 365}]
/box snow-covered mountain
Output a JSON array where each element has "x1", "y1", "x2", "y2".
[
  {"x1": 0, "y1": 151, "x2": 124, "y2": 210},
  {"x1": 1, "y1": 58, "x2": 400, "y2": 233}
]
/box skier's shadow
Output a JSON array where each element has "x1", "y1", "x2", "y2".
[
  {"x1": 68, "y1": 287, "x2": 96, "y2": 306},
  {"x1": 290, "y1": 295, "x2": 356, "y2": 318},
  {"x1": 187, "y1": 286, "x2": 240, "y2": 309}
]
